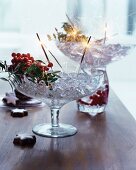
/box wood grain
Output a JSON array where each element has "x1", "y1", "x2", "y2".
[{"x1": 0, "y1": 87, "x2": 136, "y2": 170}]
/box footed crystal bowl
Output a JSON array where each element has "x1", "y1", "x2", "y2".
[
  {"x1": 57, "y1": 41, "x2": 130, "y2": 68},
  {"x1": 14, "y1": 71, "x2": 103, "y2": 138}
]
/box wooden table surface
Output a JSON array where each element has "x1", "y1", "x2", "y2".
[{"x1": 0, "y1": 88, "x2": 136, "y2": 170}]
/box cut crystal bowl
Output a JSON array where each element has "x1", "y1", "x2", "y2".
[{"x1": 14, "y1": 71, "x2": 103, "y2": 138}]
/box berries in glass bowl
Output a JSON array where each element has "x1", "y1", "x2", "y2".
[{"x1": 77, "y1": 69, "x2": 109, "y2": 116}]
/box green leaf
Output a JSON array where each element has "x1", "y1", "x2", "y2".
[
  {"x1": 35, "y1": 60, "x2": 46, "y2": 64},
  {"x1": 52, "y1": 71, "x2": 61, "y2": 74},
  {"x1": 53, "y1": 34, "x2": 56, "y2": 39},
  {"x1": 8, "y1": 79, "x2": 14, "y2": 91},
  {"x1": 53, "y1": 73, "x2": 61, "y2": 78},
  {"x1": 50, "y1": 78, "x2": 58, "y2": 82},
  {"x1": 0, "y1": 77, "x2": 9, "y2": 81},
  {"x1": 0, "y1": 63, "x2": 5, "y2": 70},
  {"x1": 11, "y1": 74, "x2": 21, "y2": 84}
]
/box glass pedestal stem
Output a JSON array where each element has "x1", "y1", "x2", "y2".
[
  {"x1": 32, "y1": 106, "x2": 77, "y2": 138},
  {"x1": 51, "y1": 108, "x2": 59, "y2": 127}
]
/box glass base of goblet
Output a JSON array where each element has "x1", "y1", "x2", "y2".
[
  {"x1": 77, "y1": 102, "x2": 106, "y2": 116},
  {"x1": 32, "y1": 123, "x2": 77, "y2": 138}
]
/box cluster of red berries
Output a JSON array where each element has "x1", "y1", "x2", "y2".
[
  {"x1": 78, "y1": 85, "x2": 109, "y2": 106},
  {"x1": 8, "y1": 52, "x2": 53, "y2": 73},
  {"x1": 9, "y1": 53, "x2": 34, "y2": 72},
  {"x1": 7, "y1": 53, "x2": 34, "y2": 72}
]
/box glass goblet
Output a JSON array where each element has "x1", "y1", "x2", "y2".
[
  {"x1": 14, "y1": 71, "x2": 103, "y2": 138},
  {"x1": 56, "y1": 41, "x2": 130, "y2": 115}
]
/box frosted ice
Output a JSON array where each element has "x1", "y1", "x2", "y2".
[
  {"x1": 15, "y1": 72, "x2": 101, "y2": 106},
  {"x1": 57, "y1": 41, "x2": 131, "y2": 68}
]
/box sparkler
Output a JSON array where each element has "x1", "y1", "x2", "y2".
[
  {"x1": 104, "y1": 23, "x2": 107, "y2": 44},
  {"x1": 36, "y1": 33, "x2": 50, "y2": 63}
]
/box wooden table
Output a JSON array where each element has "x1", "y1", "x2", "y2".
[{"x1": 0, "y1": 89, "x2": 136, "y2": 170}]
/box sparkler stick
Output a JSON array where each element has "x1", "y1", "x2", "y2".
[
  {"x1": 104, "y1": 23, "x2": 107, "y2": 44},
  {"x1": 77, "y1": 36, "x2": 91, "y2": 74},
  {"x1": 37, "y1": 33, "x2": 62, "y2": 69},
  {"x1": 66, "y1": 13, "x2": 75, "y2": 28},
  {"x1": 44, "y1": 45, "x2": 63, "y2": 69},
  {"x1": 80, "y1": 36, "x2": 92, "y2": 64},
  {"x1": 36, "y1": 33, "x2": 50, "y2": 63}
]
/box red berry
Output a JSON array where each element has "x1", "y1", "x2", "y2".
[
  {"x1": 30, "y1": 57, "x2": 34, "y2": 62},
  {"x1": 11, "y1": 53, "x2": 16, "y2": 57},
  {"x1": 48, "y1": 62, "x2": 53, "y2": 68},
  {"x1": 44, "y1": 66, "x2": 49, "y2": 71},
  {"x1": 26, "y1": 62, "x2": 32, "y2": 67},
  {"x1": 36, "y1": 62, "x2": 41, "y2": 67},
  {"x1": 105, "y1": 84, "x2": 109, "y2": 89},
  {"x1": 89, "y1": 96, "x2": 93, "y2": 99},
  {"x1": 24, "y1": 58, "x2": 28, "y2": 62},
  {"x1": 17, "y1": 53, "x2": 21, "y2": 57},
  {"x1": 22, "y1": 54, "x2": 26, "y2": 58},
  {"x1": 27, "y1": 53, "x2": 31, "y2": 58},
  {"x1": 27, "y1": 60, "x2": 32, "y2": 63},
  {"x1": 8, "y1": 65, "x2": 13, "y2": 71},
  {"x1": 97, "y1": 90, "x2": 102, "y2": 95}
]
